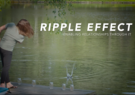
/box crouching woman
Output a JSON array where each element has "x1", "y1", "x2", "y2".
[{"x1": 0, "y1": 19, "x2": 34, "y2": 88}]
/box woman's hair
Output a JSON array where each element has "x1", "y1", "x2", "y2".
[{"x1": 16, "y1": 19, "x2": 34, "y2": 38}]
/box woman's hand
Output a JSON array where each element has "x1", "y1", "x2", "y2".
[
  {"x1": 0, "y1": 25, "x2": 6, "y2": 33},
  {"x1": 17, "y1": 41, "x2": 22, "y2": 44}
]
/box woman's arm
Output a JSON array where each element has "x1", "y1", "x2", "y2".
[{"x1": 0, "y1": 25, "x2": 6, "y2": 33}]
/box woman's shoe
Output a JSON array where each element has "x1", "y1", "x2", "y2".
[{"x1": 6, "y1": 88, "x2": 11, "y2": 94}]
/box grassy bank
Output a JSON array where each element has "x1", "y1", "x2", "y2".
[
  {"x1": 72, "y1": 3, "x2": 135, "y2": 8},
  {"x1": 10, "y1": 0, "x2": 135, "y2": 4},
  {"x1": 9, "y1": 0, "x2": 135, "y2": 8}
]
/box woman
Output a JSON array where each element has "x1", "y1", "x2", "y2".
[{"x1": 0, "y1": 19, "x2": 34, "y2": 88}]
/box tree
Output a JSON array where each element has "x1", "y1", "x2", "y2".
[{"x1": 0, "y1": 0, "x2": 11, "y2": 11}]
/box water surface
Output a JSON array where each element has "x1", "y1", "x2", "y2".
[{"x1": 0, "y1": 3, "x2": 135, "y2": 95}]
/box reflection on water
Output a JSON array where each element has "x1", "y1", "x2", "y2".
[{"x1": 0, "y1": 3, "x2": 135, "y2": 95}]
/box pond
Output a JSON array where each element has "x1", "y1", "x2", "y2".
[{"x1": 0, "y1": 3, "x2": 135, "y2": 95}]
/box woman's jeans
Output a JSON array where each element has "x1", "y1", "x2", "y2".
[{"x1": 0, "y1": 47, "x2": 12, "y2": 83}]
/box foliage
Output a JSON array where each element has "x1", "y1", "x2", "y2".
[
  {"x1": 0, "y1": 0, "x2": 11, "y2": 11},
  {"x1": 41, "y1": 0, "x2": 74, "y2": 34}
]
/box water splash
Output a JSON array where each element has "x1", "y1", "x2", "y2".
[
  {"x1": 66, "y1": 63, "x2": 75, "y2": 78},
  {"x1": 66, "y1": 63, "x2": 75, "y2": 85}
]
